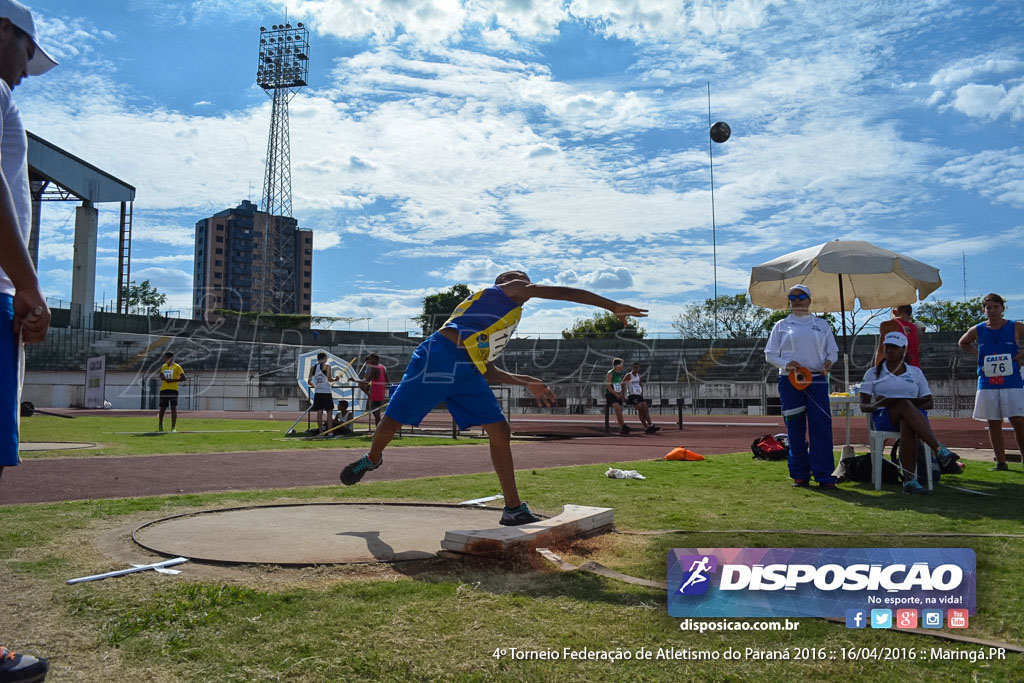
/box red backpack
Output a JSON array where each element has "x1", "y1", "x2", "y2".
[{"x1": 751, "y1": 434, "x2": 787, "y2": 461}]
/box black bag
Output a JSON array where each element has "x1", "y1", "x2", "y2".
[
  {"x1": 935, "y1": 450, "x2": 965, "y2": 475},
  {"x1": 751, "y1": 434, "x2": 787, "y2": 460},
  {"x1": 833, "y1": 454, "x2": 900, "y2": 484},
  {"x1": 890, "y1": 440, "x2": 942, "y2": 483}
]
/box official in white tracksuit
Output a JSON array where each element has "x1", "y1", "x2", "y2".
[{"x1": 764, "y1": 284, "x2": 839, "y2": 487}]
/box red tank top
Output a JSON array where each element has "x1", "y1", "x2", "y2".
[{"x1": 893, "y1": 318, "x2": 920, "y2": 367}]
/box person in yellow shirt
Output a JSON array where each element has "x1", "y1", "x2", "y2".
[{"x1": 157, "y1": 351, "x2": 186, "y2": 432}]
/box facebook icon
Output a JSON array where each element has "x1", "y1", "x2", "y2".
[{"x1": 845, "y1": 609, "x2": 867, "y2": 629}]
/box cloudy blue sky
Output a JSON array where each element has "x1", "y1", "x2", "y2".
[{"x1": 16, "y1": 0, "x2": 1024, "y2": 334}]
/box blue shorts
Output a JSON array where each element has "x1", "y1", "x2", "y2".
[
  {"x1": 872, "y1": 406, "x2": 926, "y2": 432},
  {"x1": 385, "y1": 332, "x2": 505, "y2": 430},
  {"x1": 1, "y1": 294, "x2": 20, "y2": 466}
]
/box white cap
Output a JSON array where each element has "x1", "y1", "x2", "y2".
[
  {"x1": 883, "y1": 331, "x2": 908, "y2": 347},
  {"x1": 789, "y1": 284, "x2": 811, "y2": 297},
  {"x1": 0, "y1": 0, "x2": 58, "y2": 76}
]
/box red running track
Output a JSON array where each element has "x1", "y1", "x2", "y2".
[{"x1": 0, "y1": 413, "x2": 1005, "y2": 505}]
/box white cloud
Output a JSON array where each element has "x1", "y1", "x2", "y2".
[
  {"x1": 929, "y1": 54, "x2": 1022, "y2": 90},
  {"x1": 429, "y1": 257, "x2": 522, "y2": 282},
  {"x1": 313, "y1": 231, "x2": 341, "y2": 250},
  {"x1": 934, "y1": 147, "x2": 1024, "y2": 208},
  {"x1": 950, "y1": 83, "x2": 1024, "y2": 121},
  {"x1": 556, "y1": 266, "x2": 634, "y2": 290}
]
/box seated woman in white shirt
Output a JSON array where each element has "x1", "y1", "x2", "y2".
[{"x1": 859, "y1": 331, "x2": 959, "y2": 495}]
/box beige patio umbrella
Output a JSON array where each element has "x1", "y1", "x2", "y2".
[
  {"x1": 748, "y1": 239, "x2": 942, "y2": 455},
  {"x1": 748, "y1": 240, "x2": 942, "y2": 312}
]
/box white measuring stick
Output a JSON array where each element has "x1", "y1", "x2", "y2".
[
  {"x1": 67, "y1": 557, "x2": 188, "y2": 584},
  {"x1": 459, "y1": 494, "x2": 504, "y2": 506}
]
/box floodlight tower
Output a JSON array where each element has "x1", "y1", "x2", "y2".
[
  {"x1": 257, "y1": 21, "x2": 308, "y2": 218},
  {"x1": 256, "y1": 22, "x2": 309, "y2": 313}
]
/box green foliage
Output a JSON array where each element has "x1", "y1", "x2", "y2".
[
  {"x1": 561, "y1": 311, "x2": 646, "y2": 339},
  {"x1": 673, "y1": 294, "x2": 772, "y2": 339},
  {"x1": 916, "y1": 297, "x2": 984, "y2": 332},
  {"x1": 764, "y1": 309, "x2": 841, "y2": 336},
  {"x1": 121, "y1": 279, "x2": 167, "y2": 316},
  {"x1": 415, "y1": 283, "x2": 472, "y2": 335},
  {"x1": 17, "y1": 416, "x2": 486, "y2": 459}
]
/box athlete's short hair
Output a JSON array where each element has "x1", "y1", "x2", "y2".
[{"x1": 495, "y1": 270, "x2": 529, "y2": 285}]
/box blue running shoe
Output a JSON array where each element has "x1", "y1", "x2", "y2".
[
  {"x1": 340, "y1": 453, "x2": 381, "y2": 486},
  {"x1": 903, "y1": 479, "x2": 929, "y2": 495},
  {"x1": 0, "y1": 646, "x2": 49, "y2": 683},
  {"x1": 499, "y1": 503, "x2": 541, "y2": 526}
]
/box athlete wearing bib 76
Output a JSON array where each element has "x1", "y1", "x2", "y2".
[{"x1": 339, "y1": 270, "x2": 647, "y2": 526}]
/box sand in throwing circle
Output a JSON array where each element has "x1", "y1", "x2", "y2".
[{"x1": 133, "y1": 503, "x2": 506, "y2": 564}]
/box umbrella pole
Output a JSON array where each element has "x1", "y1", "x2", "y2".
[{"x1": 838, "y1": 275, "x2": 854, "y2": 458}]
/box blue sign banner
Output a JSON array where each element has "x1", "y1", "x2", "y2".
[{"x1": 667, "y1": 548, "x2": 976, "y2": 619}]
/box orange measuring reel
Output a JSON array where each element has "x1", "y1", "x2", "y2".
[{"x1": 788, "y1": 365, "x2": 814, "y2": 390}]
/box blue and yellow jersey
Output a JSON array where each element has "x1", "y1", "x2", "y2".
[{"x1": 442, "y1": 286, "x2": 522, "y2": 374}]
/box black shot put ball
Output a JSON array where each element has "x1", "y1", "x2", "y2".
[{"x1": 710, "y1": 121, "x2": 731, "y2": 143}]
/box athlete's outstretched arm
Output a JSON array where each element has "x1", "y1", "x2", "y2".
[
  {"x1": 483, "y1": 364, "x2": 556, "y2": 407},
  {"x1": 499, "y1": 282, "x2": 647, "y2": 323}
]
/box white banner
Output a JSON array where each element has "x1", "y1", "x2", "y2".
[{"x1": 84, "y1": 355, "x2": 106, "y2": 408}]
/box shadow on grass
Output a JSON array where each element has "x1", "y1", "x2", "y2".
[{"x1": 822, "y1": 474, "x2": 1024, "y2": 524}]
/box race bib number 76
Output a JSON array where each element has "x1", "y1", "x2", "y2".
[{"x1": 983, "y1": 353, "x2": 1012, "y2": 378}]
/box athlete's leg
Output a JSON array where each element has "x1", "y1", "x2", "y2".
[
  {"x1": 481, "y1": 419, "x2": 521, "y2": 509},
  {"x1": 367, "y1": 415, "x2": 403, "y2": 465},
  {"x1": 987, "y1": 419, "x2": 1006, "y2": 464}
]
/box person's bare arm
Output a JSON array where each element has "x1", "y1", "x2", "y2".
[
  {"x1": 1016, "y1": 322, "x2": 1024, "y2": 363},
  {"x1": 874, "y1": 320, "x2": 898, "y2": 365},
  {"x1": 483, "y1": 364, "x2": 556, "y2": 407},
  {"x1": 958, "y1": 326, "x2": 978, "y2": 354},
  {"x1": 499, "y1": 282, "x2": 647, "y2": 323},
  {"x1": 0, "y1": 172, "x2": 48, "y2": 343}
]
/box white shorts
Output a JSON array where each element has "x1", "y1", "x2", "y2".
[{"x1": 973, "y1": 387, "x2": 1024, "y2": 421}]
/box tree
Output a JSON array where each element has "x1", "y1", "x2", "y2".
[
  {"x1": 414, "y1": 283, "x2": 471, "y2": 335},
  {"x1": 562, "y1": 311, "x2": 646, "y2": 339},
  {"x1": 672, "y1": 294, "x2": 772, "y2": 339},
  {"x1": 122, "y1": 279, "x2": 167, "y2": 316},
  {"x1": 916, "y1": 297, "x2": 984, "y2": 332},
  {"x1": 764, "y1": 309, "x2": 842, "y2": 337}
]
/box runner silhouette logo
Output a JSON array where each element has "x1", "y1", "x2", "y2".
[{"x1": 677, "y1": 554, "x2": 718, "y2": 595}]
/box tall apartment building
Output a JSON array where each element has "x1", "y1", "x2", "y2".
[{"x1": 193, "y1": 200, "x2": 313, "y2": 319}]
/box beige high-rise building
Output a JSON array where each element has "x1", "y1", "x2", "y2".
[{"x1": 193, "y1": 200, "x2": 312, "y2": 319}]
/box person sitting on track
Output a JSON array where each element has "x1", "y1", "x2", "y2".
[
  {"x1": 339, "y1": 270, "x2": 647, "y2": 526},
  {"x1": 859, "y1": 331, "x2": 960, "y2": 495},
  {"x1": 330, "y1": 399, "x2": 354, "y2": 436},
  {"x1": 623, "y1": 361, "x2": 659, "y2": 433}
]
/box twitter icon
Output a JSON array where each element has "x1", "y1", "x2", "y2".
[{"x1": 870, "y1": 609, "x2": 892, "y2": 629}]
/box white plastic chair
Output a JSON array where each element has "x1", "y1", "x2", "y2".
[{"x1": 867, "y1": 415, "x2": 933, "y2": 492}]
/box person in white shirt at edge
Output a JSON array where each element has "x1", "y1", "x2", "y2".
[
  {"x1": 0, "y1": 2, "x2": 58, "y2": 681},
  {"x1": 859, "y1": 331, "x2": 960, "y2": 495},
  {"x1": 623, "y1": 361, "x2": 659, "y2": 433},
  {"x1": 763, "y1": 284, "x2": 839, "y2": 489}
]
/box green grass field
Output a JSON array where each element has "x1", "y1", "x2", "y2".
[
  {"x1": 18, "y1": 415, "x2": 486, "y2": 457},
  {"x1": 3, "y1": 418, "x2": 1023, "y2": 681}
]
